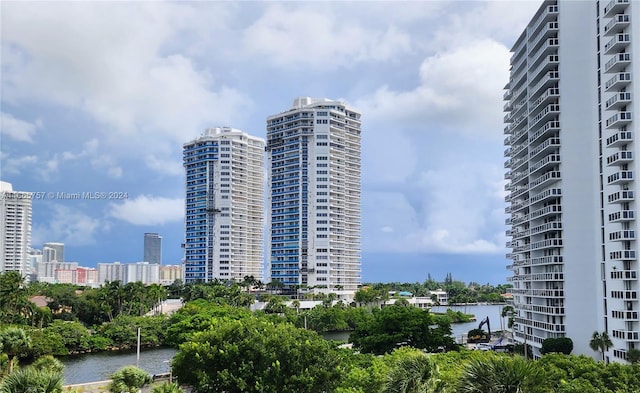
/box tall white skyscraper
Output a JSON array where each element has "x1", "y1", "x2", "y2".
[
  {"x1": 505, "y1": 0, "x2": 640, "y2": 363},
  {"x1": 183, "y1": 127, "x2": 265, "y2": 283},
  {"x1": 143, "y1": 233, "x2": 162, "y2": 265},
  {"x1": 266, "y1": 97, "x2": 362, "y2": 298},
  {"x1": 0, "y1": 181, "x2": 32, "y2": 278}
]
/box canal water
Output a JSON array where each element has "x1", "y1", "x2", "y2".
[
  {"x1": 61, "y1": 305, "x2": 506, "y2": 384},
  {"x1": 61, "y1": 347, "x2": 177, "y2": 385}
]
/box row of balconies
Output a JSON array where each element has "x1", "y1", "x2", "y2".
[
  {"x1": 530, "y1": 137, "x2": 561, "y2": 159},
  {"x1": 529, "y1": 187, "x2": 562, "y2": 205},
  {"x1": 530, "y1": 153, "x2": 561, "y2": 175},
  {"x1": 511, "y1": 288, "x2": 564, "y2": 298},
  {"x1": 611, "y1": 310, "x2": 639, "y2": 322},
  {"x1": 529, "y1": 70, "x2": 559, "y2": 100},
  {"x1": 530, "y1": 170, "x2": 561, "y2": 190},
  {"x1": 611, "y1": 291, "x2": 638, "y2": 300},
  {"x1": 529, "y1": 4, "x2": 559, "y2": 39},
  {"x1": 607, "y1": 170, "x2": 634, "y2": 185},
  {"x1": 530, "y1": 237, "x2": 563, "y2": 251},
  {"x1": 529, "y1": 21, "x2": 559, "y2": 55},
  {"x1": 531, "y1": 103, "x2": 560, "y2": 128},
  {"x1": 529, "y1": 86, "x2": 559, "y2": 114},
  {"x1": 612, "y1": 329, "x2": 640, "y2": 341},
  {"x1": 531, "y1": 221, "x2": 562, "y2": 235},
  {"x1": 519, "y1": 303, "x2": 565, "y2": 316}
]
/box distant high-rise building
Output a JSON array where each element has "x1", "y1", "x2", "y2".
[
  {"x1": 183, "y1": 127, "x2": 265, "y2": 283},
  {"x1": 266, "y1": 97, "x2": 362, "y2": 298},
  {"x1": 37, "y1": 261, "x2": 79, "y2": 283},
  {"x1": 505, "y1": 0, "x2": 640, "y2": 363},
  {"x1": 0, "y1": 181, "x2": 32, "y2": 278},
  {"x1": 43, "y1": 242, "x2": 64, "y2": 262},
  {"x1": 126, "y1": 262, "x2": 160, "y2": 284},
  {"x1": 160, "y1": 264, "x2": 182, "y2": 285},
  {"x1": 143, "y1": 233, "x2": 162, "y2": 265},
  {"x1": 97, "y1": 262, "x2": 127, "y2": 284}
]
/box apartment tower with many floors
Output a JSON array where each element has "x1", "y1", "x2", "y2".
[
  {"x1": 505, "y1": 0, "x2": 640, "y2": 362},
  {"x1": 183, "y1": 127, "x2": 265, "y2": 283},
  {"x1": 143, "y1": 233, "x2": 162, "y2": 265},
  {"x1": 266, "y1": 97, "x2": 362, "y2": 298},
  {"x1": 0, "y1": 181, "x2": 32, "y2": 278}
]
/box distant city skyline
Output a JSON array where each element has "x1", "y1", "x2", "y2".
[{"x1": 1, "y1": 1, "x2": 544, "y2": 284}]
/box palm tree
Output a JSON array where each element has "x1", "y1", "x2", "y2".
[
  {"x1": 627, "y1": 348, "x2": 640, "y2": 364},
  {"x1": 589, "y1": 331, "x2": 613, "y2": 362},
  {"x1": 0, "y1": 367, "x2": 63, "y2": 393},
  {"x1": 384, "y1": 353, "x2": 444, "y2": 393},
  {"x1": 151, "y1": 382, "x2": 184, "y2": 393},
  {"x1": 457, "y1": 356, "x2": 549, "y2": 393},
  {"x1": 0, "y1": 327, "x2": 32, "y2": 373},
  {"x1": 30, "y1": 355, "x2": 65, "y2": 373},
  {"x1": 109, "y1": 366, "x2": 152, "y2": 393}
]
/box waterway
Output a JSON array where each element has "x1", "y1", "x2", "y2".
[
  {"x1": 61, "y1": 304, "x2": 506, "y2": 384},
  {"x1": 61, "y1": 347, "x2": 177, "y2": 385}
]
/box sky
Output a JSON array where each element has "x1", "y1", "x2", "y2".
[{"x1": 0, "y1": 0, "x2": 542, "y2": 285}]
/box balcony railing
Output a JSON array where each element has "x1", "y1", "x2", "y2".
[
  {"x1": 604, "y1": 33, "x2": 631, "y2": 54},
  {"x1": 606, "y1": 130, "x2": 633, "y2": 147},
  {"x1": 604, "y1": 13, "x2": 631, "y2": 36},
  {"x1": 606, "y1": 111, "x2": 633, "y2": 128},
  {"x1": 605, "y1": 72, "x2": 632, "y2": 91},
  {"x1": 609, "y1": 229, "x2": 636, "y2": 241},
  {"x1": 604, "y1": 0, "x2": 630, "y2": 18},
  {"x1": 605, "y1": 91, "x2": 632, "y2": 110},
  {"x1": 609, "y1": 249, "x2": 637, "y2": 260},
  {"x1": 607, "y1": 170, "x2": 634, "y2": 184},
  {"x1": 608, "y1": 209, "x2": 635, "y2": 222},
  {"x1": 605, "y1": 52, "x2": 631, "y2": 74}
]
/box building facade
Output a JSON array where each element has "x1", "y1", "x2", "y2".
[
  {"x1": 143, "y1": 233, "x2": 162, "y2": 265},
  {"x1": 43, "y1": 242, "x2": 64, "y2": 262},
  {"x1": 98, "y1": 262, "x2": 127, "y2": 284},
  {"x1": 160, "y1": 264, "x2": 182, "y2": 285},
  {"x1": 266, "y1": 97, "x2": 362, "y2": 298},
  {"x1": 0, "y1": 181, "x2": 32, "y2": 278},
  {"x1": 126, "y1": 262, "x2": 160, "y2": 284},
  {"x1": 505, "y1": 0, "x2": 640, "y2": 363},
  {"x1": 183, "y1": 127, "x2": 265, "y2": 283}
]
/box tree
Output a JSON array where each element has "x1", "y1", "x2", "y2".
[
  {"x1": 0, "y1": 271, "x2": 30, "y2": 325},
  {"x1": 151, "y1": 382, "x2": 184, "y2": 393},
  {"x1": 30, "y1": 355, "x2": 65, "y2": 373},
  {"x1": 383, "y1": 351, "x2": 444, "y2": 393},
  {"x1": 457, "y1": 355, "x2": 549, "y2": 393},
  {"x1": 589, "y1": 331, "x2": 613, "y2": 362},
  {"x1": 540, "y1": 337, "x2": 573, "y2": 355},
  {"x1": 108, "y1": 366, "x2": 152, "y2": 393},
  {"x1": 173, "y1": 317, "x2": 343, "y2": 393},
  {"x1": 0, "y1": 367, "x2": 63, "y2": 393},
  {"x1": 501, "y1": 305, "x2": 515, "y2": 330},
  {"x1": 627, "y1": 348, "x2": 640, "y2": 364},
  {"x1": 0, "y1": 327, "x2": 32, "y2": 373},
  {"x1": 350, "y1": 305, "x2": 455, "y2": 355}
]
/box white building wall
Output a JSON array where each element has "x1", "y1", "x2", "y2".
[{"x1": 0, "y1": 181, "x2": 32, "y2": 278}]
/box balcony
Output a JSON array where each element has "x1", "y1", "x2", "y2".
[
  {"x1": 604, "y1": 33, "x2": 631, "y2": 54},
  {"x1": 605, "y1": 72, "x2": 632, "y2": 91},
  {"x1": 530, "y1": 187, "x2": 562, "y2": 205},
  {"x1": 612, "y1": 329, "x2": 639, "y2": 341},
  {"x1": 605, "y1": 91, "x2": 632, "y2": 110},
  {"x1": 530, "y1": 5, "x2": 559, "y2": 38},
  {"x1": 605, "y1": 52, "x2": 631, "y2": 74},
  {"x1": 530, "y1": 87, "x2": 560, "y2": 114},
  {"x1": 606, "y1": 150, "x2": 633, "y2": 166},
  {"x1": 610, "y1": 249, "x2": 637, "y2": 260},
  {"x1": 605, "y1": 13, "x2": 631, "y2": 36},
  {"x1": 530, "y1": 203, "x2": 562, "y2": 219},
  {"x1": 610, "y1": 270, "x2": 638, "y2": 280},
  {"x1": 608, "y1": 190, "x2": 635, "y2": 203},
  {"x1": 604, "y1": 0, "x2": 629, "y2": 18},
  {"x1": 606, "y1": 131, "x2": 633, "y2": 147},
  {"x1": 529, "y1": 120, "x2": 560, "y2": 144},
  {"x1": 530, "y1": 170, "x2": 561, "y2": 190},
  {"x1": 529, "y1": 137, "x2": 561, "y2": 159},
  {"x1": 609, "y1": 229, "x2": 636, "y2": 241},
  {"x1": 529, "y1": 153, "x2": 561, "y2": 175},
  {"x1": 612, "y1": 310, "x2": 639, "y2": 321},
  {"x1": 606, "y1": 111, "x2": 632, "y2": 129},
  {"x1": 607, "y1": 170, "x2": 633, "y2": 184},
  {"x1": 529, "y1": 70, "x2": 559, "y2": 99},
  {"x1": 530, "y1": 221, "x2": 562, "y2": 235},
  {"x1": 530, "y1": 255, "x2": 563, "y2": 266},
  {"x1": 608, "y1": 209, "x2": 635, "y2": 222}
]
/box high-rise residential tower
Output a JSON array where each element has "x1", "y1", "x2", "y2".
[
  {"x1": 266, "y1": 97, "x2": 362, "y2": 298},
  {"x1": 143, "y1": 233, "x2": 162, "y2": 265},
  {"x1": 505, "y1": 0, "x2": 640, "y2": 363},
  {"x1": 43, "y1": 242, "x2": 64, "y2": 262},
  {"x1": 0, "y1": 181, "x2": 32, "y2": 278},
  {"x1": 183, "y1": 127, "x2": 265, "y2": 283}
]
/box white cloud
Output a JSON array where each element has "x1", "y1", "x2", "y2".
[
  {"x1": 363, "y1": 164, "x2": 506, "y2": 255},
  {"x1": 1, "y1": 2, "x2": 251, "y2": 170},
  {"x1": 109, "y1": 195, "x2": 184, "y2": 225},
  {"x1": 145, "y1": 155, "x2": 183, "y2": 177},
  {"x1": 0, "y1": 112, "x2": 41, "y2": 142},
  {"x1": 31, "y1": 204, "x2": 102, "y2": 246},
  {"x1": 357, "y1": 38, "x2": 510, "y2": 138},
  {"x1": 2, "y1": 154, "x2": 38, "y2": 175},
  {"x1": 242, "y1": 4, "x2": 413, "y2": 69}
]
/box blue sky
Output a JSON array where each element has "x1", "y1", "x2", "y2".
[{"x1": 1, "y1": 1, "x2": 541, "y2": 284}]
